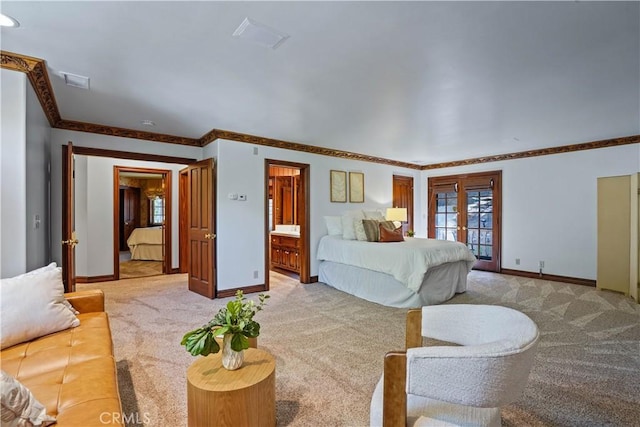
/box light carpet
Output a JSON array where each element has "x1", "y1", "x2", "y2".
[{"x1": 80, "y1": 271, "x2": 640, "y2": 426}]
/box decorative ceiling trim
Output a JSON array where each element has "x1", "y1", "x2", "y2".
[
  {"x1": 73, "y1": 145, "x2": 197, "y2": 165},
  {"x1": 421, "y1": 135, "x2": 640, "y2": 170},
  {"x1": 212, "y1": 129, "x2": 422, "y2": 170},
  {"x1": 2, "y1": 50, "x2": 637, "y2": 170},
  {"x1": 56, "y1": 119, "x2": 201, "y2": 147},
  {"x1": 1, "y1": 51, "x2": 61, "y2": 126}
]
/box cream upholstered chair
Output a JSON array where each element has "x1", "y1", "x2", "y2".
[{"x1": 370, "y1": 304, "x2": 539, "y2": 427}]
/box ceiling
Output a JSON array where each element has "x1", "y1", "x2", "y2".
[{"x1": 1, "y1": 1, "x2": 638, "y2": 165}]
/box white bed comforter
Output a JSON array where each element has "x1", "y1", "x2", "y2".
[{"x1": 316, "y1": 236, "x2": 476, "y2": 292}]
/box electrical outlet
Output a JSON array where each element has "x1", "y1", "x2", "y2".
[
  {"x1": 515, "y1": 258, "x2": 520, "y2": 265},
  {"x1": 238, "y1": 194, "x2": 247, "y2": 201},
  {"x1": 539, "y1": 261, "x2": 545, "y2": 269},
  {"x1": 253, "y1": 270, "x2": 259, "y2": 279}
]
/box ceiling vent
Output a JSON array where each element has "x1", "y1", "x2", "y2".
[
  {"x1": 232, "y1": 17, "x2": 289, "y2": 50},
  {"x1": 60, "y1": 72, "x2": 90, "y2": 90}
]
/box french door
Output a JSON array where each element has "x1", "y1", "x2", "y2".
[{"x1": 428, "y1": 171, "x2": 502, "y2": 272}]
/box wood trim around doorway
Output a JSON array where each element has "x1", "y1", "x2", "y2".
[
  {"x1": 113, "y1": 166, "x2": 172, "y2": 280},
  {"x1": 264, "y1": 159, "x2": 311, "y2": 288}
]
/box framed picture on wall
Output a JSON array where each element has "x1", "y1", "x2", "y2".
[
  {"x1": 349, "y1": 172, "x2": 364, "y2": 203},
  {"x1": 330, "y1": 170, "x2": 347, "y2": 202}
]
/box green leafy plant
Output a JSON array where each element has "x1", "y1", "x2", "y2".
[
  {"x1": 406, "y1": 230, "x2": 415, "y2": 237},
  {"x1": 181, "y1": 290, "x2": 270, "y2": 356}
]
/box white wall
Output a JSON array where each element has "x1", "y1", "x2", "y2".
[
  {"x1": 0, "y1": 70, "x2": 27, "y2": 278},
  {"x1": 73, "y1": 156, "x2": 187, "y2": 276},
  {"x1": 25, "y1": 77, "x2": 52, "y2": 271},
  {"x1": 214, "y1": 139, "x2": 420, "y2": 290},
  {"x1": 50, "y1": 129, "x2": 202, "y2": 269},
  {"x1": 420, "y1": 144, "x2": 640, "y2": 280}
]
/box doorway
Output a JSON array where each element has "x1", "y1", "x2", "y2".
[
  {"x1": 113, "y1": 166, "x2": 172, "y2": 280},
  {"x1": 265, "y1": 160, "x2": 311, "y2": 285},
  {"x1": 427, "y1": 170, "x2": 502, "y2": 272},
  {"x1": 392, "y1": 175, "x2": 414, "y2": 235}
]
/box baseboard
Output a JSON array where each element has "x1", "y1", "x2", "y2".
[
  {"x1": 310, "y1": 275, "x2": 318, "y2": 283},
  {"x1": 500, "y1": 268, "x2": 596, "y2": 287},
  {"x1": 216, "y1": 284, "x2": 267, "y2": 298},
  {"x1": 76, "y1": 275, "x2": 115, "y2": 284}
]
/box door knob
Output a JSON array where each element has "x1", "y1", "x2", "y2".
[
  {"x1": 457, "y1": 226, "x2": 461, "y2": 230},
  {"x1": 462, "y1": 226, "x2": 467, "y2": 231},
  {"x1": 62, "y1": 231, "x2": 78, "y2": 248},
  {"x1": 204, "y1": 233, "x2": 216, "y2": 240}
]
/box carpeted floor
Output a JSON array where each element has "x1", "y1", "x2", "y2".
[{"x1": 80, "y1": 271, "x2": 640, "y2": 426}]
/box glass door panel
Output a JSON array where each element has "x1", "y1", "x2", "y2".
[{"x1": 435, "y1": 191, "x2": 458, "y2": 242}]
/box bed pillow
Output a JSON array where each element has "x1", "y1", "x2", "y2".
[
  {"x1": 354, "y1": 219, "x2": 368, "y2": 241},
  {"x1": 1, "y1": 370, "x2": 56, "y2": 426},
  {"x1": 379, "y1": 224, "x2": 404, "y2": 242},
  {"x1": 324, "y1": 216, "x2": 343, "y2": 236},
  {"x1": 341, "y1": 210, "x2": 364, "y2": 240},
  {"x1": 0, "y1": 266, "x2": 80, "y2": 350},
  {"x1": 362, "y1": 219, "x2": 381, "y2": 242},
  {"x1": 363, "y1": 210, "x2": 385, "y2": 221}
]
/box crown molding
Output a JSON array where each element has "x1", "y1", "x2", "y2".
[
  {"x1": 56, "y1": 119, "x2": 200, "y2": 147},
  {"x1": 212, "y1": 129, "x2": 422, "y2": 170},
  {"x1": 1, "y1": 51, "x2": 61, "y2": 126},
  {"x1": 421, "y1": 135, "x2": 640, "y2": 170},
  {"x1": 2, "y1": 50, "x2": 637, "y2": 170}
]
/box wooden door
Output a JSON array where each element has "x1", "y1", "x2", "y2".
[
  {"x1": 187, "y1": 159, "x2": 216, "y2": 298},
  {"x1": 428, "y1": 171, "x2": 502, "y2": 272},
  {"x1": 61, "y1": 142, "x2": 77, "y2": 292},
  {"x1": 179, "y1": 168, "x2": 189, "y2": 273},
  {"x1": 392, "y1": 175, "x2": 414, "y2": 235},
  {"x1": 120, "y1": 187, "x2": 140, "y2": 250}
]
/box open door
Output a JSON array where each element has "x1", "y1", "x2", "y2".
[
  {"x1": 61, "y1": 142, "x2": 77, "y2": 292},
  {"x1": 187, "y1": 159, "x2": 216, "y2": 298}
]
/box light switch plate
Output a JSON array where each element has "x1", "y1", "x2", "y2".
[{"x1": 238, "y1": 194, "x2": 247, "y2": 201}]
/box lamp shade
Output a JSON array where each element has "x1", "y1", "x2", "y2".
[{"x1": 386, "y1": 207, "x2": 407, "y2": 222}]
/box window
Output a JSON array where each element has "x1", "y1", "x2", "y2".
[{"x1": 150, "y1": 197, "x2": 164, "y2": 225}]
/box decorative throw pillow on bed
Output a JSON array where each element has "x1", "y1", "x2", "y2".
[
  {"x1": 0, "y1": 266, "x2": 80, "y2": 350},
  {"x1": 363, "y1": 210, "x2": 385, "y2": 221},
  {"x1": 340, "y1": 211, "x2": 364, "y2": 240},
  {"x1": 362, "y1": 219, "x2": 381, "y2": 242},
  {"x1": 379, "y1": 222, "x2": 404, "y2": 242},
  {"x1": 354, "y1": 219, "x2": 368, "y2": 241},
  {"x1": 1, "y1": 370, "x2": 56, "y2": 427},
  {"x1": 323, "y1": 216, "x2": 343, "y2": 236}
]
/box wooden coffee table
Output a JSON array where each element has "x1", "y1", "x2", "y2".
[{"x1": 186, "y1": 348, "x2": 276, "y2": 427}]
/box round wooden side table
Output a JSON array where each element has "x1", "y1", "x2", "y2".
[{"x1": 186, "y1": 348, "x2": 276, "y2": 427}]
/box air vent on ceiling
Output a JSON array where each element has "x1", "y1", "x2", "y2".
[
  {"x1": 60, "y1": 72, "x2": 90, "y2": 90},
  {"x1": 232, "y1": 17, "x2": 289, "y2": 50}
]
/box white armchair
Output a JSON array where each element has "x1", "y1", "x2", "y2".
[{"x1": 370, "y1": 304, "x2": 539, "y2": 427}]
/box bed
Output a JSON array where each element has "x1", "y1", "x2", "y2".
[
  {"x1": 316, "y1": 235, "x2": 477, "y2": 308},
  {"x1": 127, "y1": 226, "x2": 164, "y2": 261}
]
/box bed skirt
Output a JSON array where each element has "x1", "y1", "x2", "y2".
[{"x1": 318, "y1": 260, "x2": 468, "y2": 308}]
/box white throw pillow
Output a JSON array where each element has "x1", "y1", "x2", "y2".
[
  {"x1": 363, "y1": 210, "x2": 385, "y2": 221},
  {"x1": 341, "y1": 216, "x2": 358, "y2": 240},
  {"x1": 0, "y1": 267, "x2": 80, "y2": 350},
  {"x1": 323, "y1": 216, "x2": 343, "y2": 236},
  {"x1": 14, "y1": 263, "x2": 79, "y2": 315},
  {"x1": 0, "y1": 370, "x2": 56, "y2": 426},
  {"x1": 354, "y1": 219, "x2": 368, "y2": 241}
]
